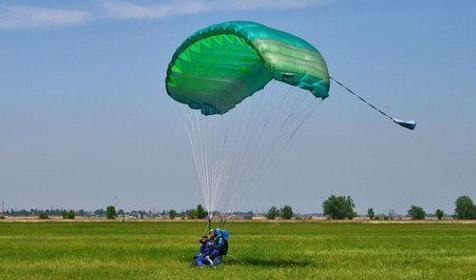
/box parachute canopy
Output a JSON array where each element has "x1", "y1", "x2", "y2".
[{"x1": 166, "y1": 21, "x2": 330, "y2": 115}]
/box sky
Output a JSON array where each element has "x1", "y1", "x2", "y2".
[{"x1": 0, "y1": 0, "x2": 475, "y2": 214}]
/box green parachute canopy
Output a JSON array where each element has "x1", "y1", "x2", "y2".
[{"x1": 166, "y1": 21, "x2": 330, "y2": 115}]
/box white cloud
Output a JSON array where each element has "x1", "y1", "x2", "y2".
[
  {"x1": 0, "y1": 6, "x2": 92, "y2": 30},
  {"x1": 100, "y1": 0, "x2": 324, "y2": 20},
  {"x1": 0, "y1": 0, "x2": 325, "y2": 30},
  {"x1": 99, "y1": 0, "x2": 207, "y2": 19}
]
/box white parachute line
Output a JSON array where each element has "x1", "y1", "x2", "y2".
[
  {"x1": 216, "y1": 83, "x2": 267, "y2": 212},
  {"x1": 197, "y1": 113, "x2": 211, "y2": 212},
  {"x1": 186, "y1": 112, "x2": 209, "y2": 211},
  {"x1": 254, "y1": 94, "x2": 316, "y2": 177},
  {"x1": 202, "y1": 115, "x2": 209, "y2": 211},
  {"x1": 197, "y1": 82, "x2": 251, "y2": 214},
  {"x1": 185, "y1": 80, "x2": 322, "y2": 216},
  {"x1": 226, "y1": 87, "x2": 320, "y2": 212},
  {"x1": 234, "y1": 82, "x2": 286, "y2": 180},
  {"x1": 224, "y1": 83, "x2": 275, "y2": 211},
  {"x1": 224, "y1": 82, "x2": 285, "y2": 211},
  {"x1": 208, "y1": 116, "x2": 218, "y2": 213},
  {"x1": 200, "y1": 113, "x2": 213, "y2": 213},
  {"x1": 224, "y1": 82, "x2": 292, "y2": 211},
  {"x1": 194, "y1": 113, "x2": 207, "y2": 211},
  {"x1": 255, "y1": 98, "x2": 321, "y2": 179},
  {"x1": 287, "y1": 99, "x2": 323, "y2": 142},
  {"x1": 186, "y1": 114, "x2": 205, "y2": 206}
]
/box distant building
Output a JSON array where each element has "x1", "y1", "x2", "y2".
[{"x1": 252, "y1": 215, "x2": 267, "y2": 220}]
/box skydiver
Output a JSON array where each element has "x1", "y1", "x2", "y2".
[
  {"x1": 192, "y1": 235, "x2": 214, "y2": 268},
  {"x1": 208, "y1": 228, "x2": 229, "y2": 266}
]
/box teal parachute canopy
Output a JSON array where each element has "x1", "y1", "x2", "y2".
[{"x1": 166, "y1": 21, "x2": 330, "y2": 115}]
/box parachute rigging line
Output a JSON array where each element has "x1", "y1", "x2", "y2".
[{"x1": 330, "y1": 76, "x2": 417, "y2": 130}]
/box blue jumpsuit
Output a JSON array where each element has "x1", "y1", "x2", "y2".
[
  {"x1": 194, "y1": 241, "x2": 213, "y2": 267},
  {"x1": 209, "y1": 236, "x2": 225, "y2": 266}
]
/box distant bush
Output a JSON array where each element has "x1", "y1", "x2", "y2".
[
  {"x1": 38, "y1": 212, "x2": 49, "y2": 219},
  {"x1": 435, "y1": 209, "x2": 444, "y2": 220},
  {"x1": 266, "y1": 206, "x2": 279, "y2": 220},
  {"x1": 280, "y1": 205, "x2": 293, "y2": 219},
  {"x1": 196, "y1": 204, "x2": 207, "y2": 219},
  {"x1": 455, "y1": 196, "x2": 476, "y2": 219},
  {"x1": 106, "y1": 205, "x2": 117, "y2": 220},
  {"x1": 0, "y1": 215, "x2": 5, "y2": 220},
  {"x1": 168, "y1": 209, "x2": 177, "y2": 220},
  {"x1": 185, "y1": 209, "x2": 197, "y2": 219},
  {"x1": 323, "y1": 195, "x2": 356, "y2": 220},
  {"x1": 367, "y1": 208, "x2": 375, "y2": 220},
  {"x1": 407, "y1": 205, "x2": 426, "y2": 220},
  {"x1": 62, "y1": 210, "x2": 76, "y2": 220}
]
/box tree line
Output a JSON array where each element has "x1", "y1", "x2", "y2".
[
  {"x1": 320, "y1": 194, "x2": 476, "y2": 220},
  {"x1": 0, "y1": 204, "x2": 215, "y2": 220},
  {"x1": 265, "y1": 195, "x2": 476, "y2": 220},
  {"x1": 1, "y1": 195, "x2": 475, "y2": 220}
]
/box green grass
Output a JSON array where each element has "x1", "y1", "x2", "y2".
[{"x1": 0, "y1": 221, "x2": 475, "y2": 279}]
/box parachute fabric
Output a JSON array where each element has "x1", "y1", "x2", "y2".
[{"x1": 166, "y1": 21, "x2": 329, "y2": 115}]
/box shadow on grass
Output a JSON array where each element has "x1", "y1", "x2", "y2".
[{"x1": 225, "y1": 257, "x2": 313, "y2": 268}]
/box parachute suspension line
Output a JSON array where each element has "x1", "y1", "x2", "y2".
[
  {"x1": 220, "y1": 82, "x2": 286, "y2": 215},
  {"x1": 185, "y1": 81, "x2": 323, "y2": 220},
  {"x1": 219, "y1": 214, "x2": 227, "y2": 228},
  {"x1": 225, "y1": 84, "x2": 294, "y2": 209},
  {"x1": 201, "y1": 215, "x2": 212, "y2": 236},
  {"x1": 225, "y1": 86, "x2": 322, "y2": 214},
  {"x1": 214, "y1": 82, "x2": 275, "y2": 216},
  {"x1": 223, "y1": 85, "x2": 282, "y2": 199},
  {"x1": 186, "y1": 113, "x2": 211, "y2": 214},
  {"x1": 220, "y1": 82, "x2": 320, "y2": 215},
  {"x1": 208, "y1": 85, "x2": 249, "y2": 216},
  {"x1": 330, "y1": 76, "x2": 417, "y2": 130}
]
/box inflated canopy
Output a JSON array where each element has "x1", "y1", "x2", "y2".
[{"x1": 166, "y1": 21, "x2": 330, "y2": 115}]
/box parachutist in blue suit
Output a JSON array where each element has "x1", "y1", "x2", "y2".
[
  {"x1": 194, "y1": 235, "x2": 214, "y2": 268},
  {"x1": 208, "y1": 228, "x2": 229, "y2": 266},
  {"x1": 191, "y1": 229, "x2": 229, "y2": 268}
]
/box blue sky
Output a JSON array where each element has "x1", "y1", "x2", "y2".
[{"x1": 1, "y1": 0, "x2": 475, "y2": 214}]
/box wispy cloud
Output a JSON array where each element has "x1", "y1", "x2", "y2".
[
  {"x1": 0, "y1": 6, "x2": 92, "y2": 30},
  {"x1": 98, "y1": 0, "x2": 208, "y2": 20},
  {"x1": 0, "y1": 0, "x2": 325, "y2": 30},
  {"x1": 100, "y1": 0, "x2": 323, "y2": 20}
]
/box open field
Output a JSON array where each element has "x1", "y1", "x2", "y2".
[{"x1": 0, "y1": 221, "x2": 475, "y2": 280}]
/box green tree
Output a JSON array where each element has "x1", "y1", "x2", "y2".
[
  {"x1": 266, "y1": 206, "x2": 279, "y2": 220},
  {"x1": 62, "y1": 210, "x2": 76, "y2": 220},
  {"x1": 168, "y1": 209, "x2": 177, "y2": 220},
  {"x1": 185, "y1": 209, "x2": 197, "y2": 219},
  {"x1": 106, "y1": 205, "x2": 117, "y2": 219},
  {"x1": 196, "y1": 204, "x2": 208, "y2": 219},
  {"x1": 280, "y1": 205, "x2": 293, "y2": 219},
  {"x1": 322, "y1": 195, "x2": 356, "y2": 219},
  {"x1": 435, "y1": 209, "x2": 444, "y2": 220},
  {"x1": 367, "y1": 208, "x2": 375, "y2": 220},
  {"x1": 455, "y1": 195, "x2": 476, "y2": 219},
  {"x1": 407, "y1": 205, "x2": 426, "y2": 220}
]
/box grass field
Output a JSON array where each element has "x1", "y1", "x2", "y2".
[{"x1": 0, "y1": 221, "x2": 475, "y2": 279}]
